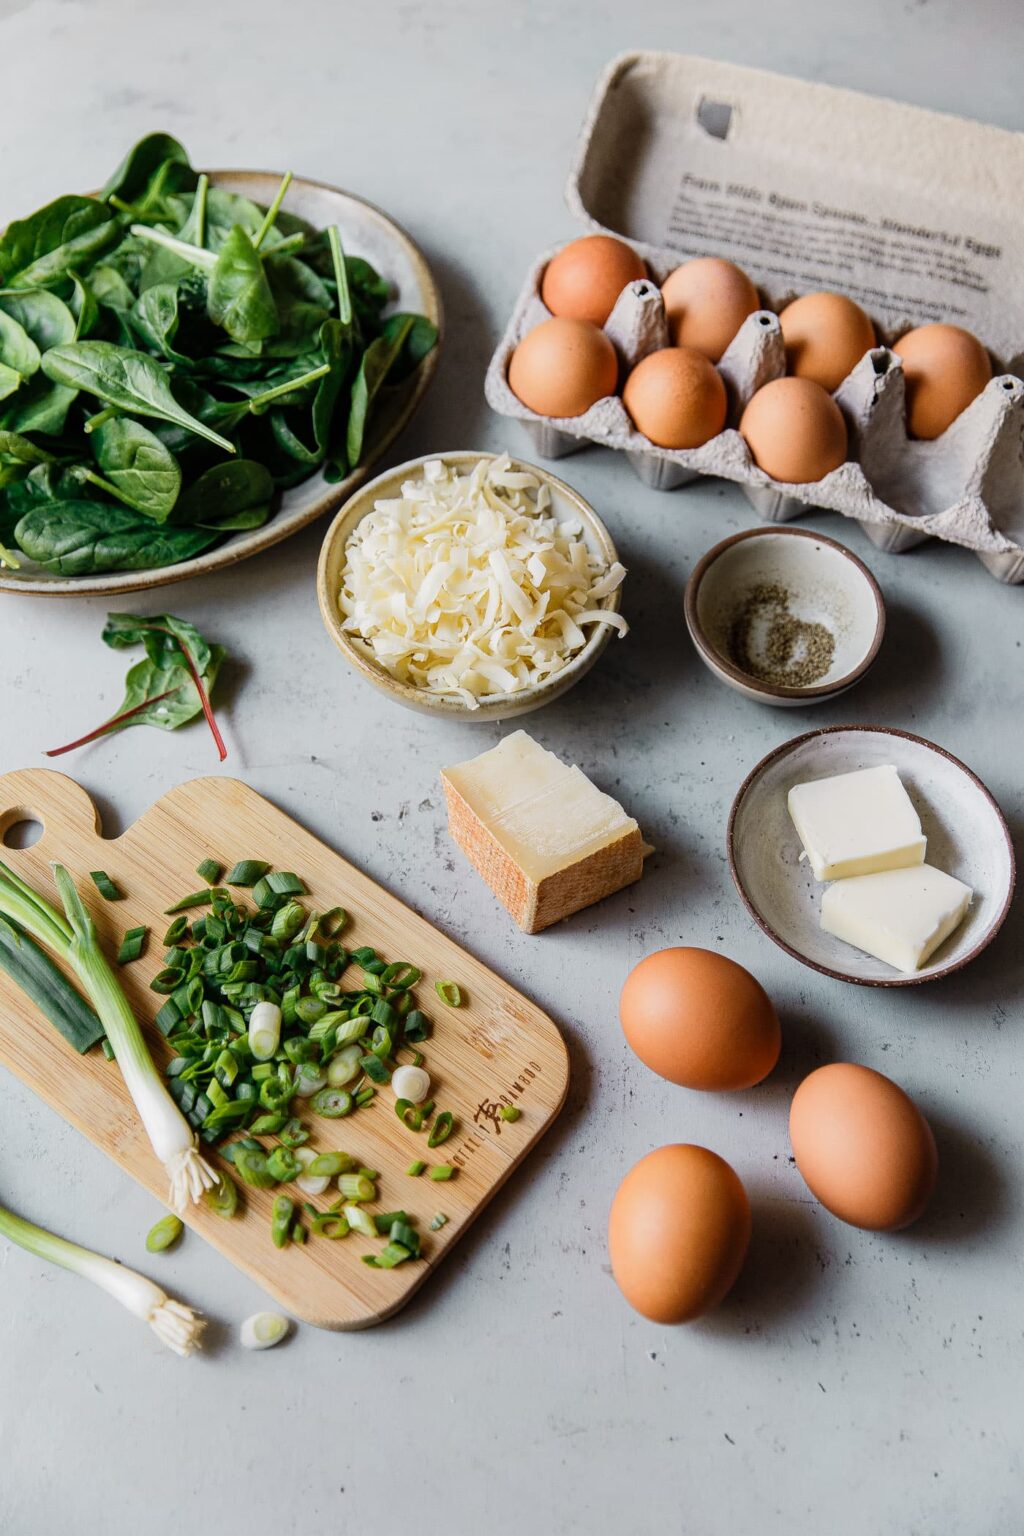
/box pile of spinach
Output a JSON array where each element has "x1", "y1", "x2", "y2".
[{"x1": 0, "y1": 135, "x2": 438, "y2": 576}]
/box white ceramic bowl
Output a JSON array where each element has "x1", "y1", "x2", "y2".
[
  {"x1": 684, "y1": 527, "x2": 885, "y2": 706},
  {"x1": 0, "y1": 171, "x2": 441, "y2": 598},
  {"x1": 728, "y1": 725, "x2": 1015, "y2": 986},
  {"x1": 316, "y1": 450, "x2": 623, "y2": 720}
]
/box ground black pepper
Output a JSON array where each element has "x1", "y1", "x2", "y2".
[{"x1": 726, "y1": 583, "x2": 835, "y2": 688}]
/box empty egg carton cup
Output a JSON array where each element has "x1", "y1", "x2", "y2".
[{"x1": 484, "y1": 247, "x2": 1024, "y2": 585}]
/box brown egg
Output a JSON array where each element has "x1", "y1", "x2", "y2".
[
  {"x1": 541, "y1": 235, "x2": 647, "y2": 327},
  {"x1": 507, "y1": 317, "x2": 618, "y2": 418},
  {"x1": 790, "y1": 1063, "x2": 938, "y2": 1231},
  {"x1": 620, "y1": 947, "x2": 780, "y2": 1090},
  {"x1": 661, "y1": 257, "x2": 760, "y2": 362},
  {"x1": 739, "y1": 376, "x2": 848, "y2": 483},
  {"x1": 779, "y1": 291, "x2": 876, "y2": 392},
  {"x1": 893, "y1": 323, "x2": 991, "y2": 439},
  {"x1": 621, "y1": 347, "x2": 727, "y2": 449},
  {"x1": 609, "y1": 1144, "x2": 751, "y2": 1322}
]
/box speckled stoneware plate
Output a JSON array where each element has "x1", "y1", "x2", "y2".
[
  {"x1": 684, "y1": 528, "x2": 885, "y2": 707},
  {"x1": 728, "y1": 726, "x2": 1015, "y2": 986},
  {"x1": 317, "y1": 450, "x2": 622, "y2": 720},
  {"x1": 0, "y1": 171, "x2": 442, "y2": 598}
]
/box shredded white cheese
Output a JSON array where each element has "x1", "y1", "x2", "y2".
[{"x1": 338, "y1": 455, "x2": 627, "y2": 707}]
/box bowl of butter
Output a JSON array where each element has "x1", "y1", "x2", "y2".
[{"x1": 728, "y1": 725, "x2": 1015, "y2": 986}]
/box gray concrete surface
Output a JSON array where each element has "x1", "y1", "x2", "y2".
[{"x1": 1, "y1": 3, "x2": 1022, "y2": 1532}]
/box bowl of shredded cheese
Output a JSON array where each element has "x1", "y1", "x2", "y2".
[{"x1": 317, "y1": 451, "x2": 628, "y2": 717}]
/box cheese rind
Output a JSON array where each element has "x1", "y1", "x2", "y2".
[
  {"x1": 788, "y1": 764, "x2": 926, "y2": 881},
  {"x1": 442, "y1": 731, "x2": 643, "y2": 932},
  {"x1": 821, "y1": 864, "x2": 972, "y2": 973}
]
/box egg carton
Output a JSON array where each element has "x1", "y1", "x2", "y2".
[{"x1": 484, "y1": 53, "x2": 1024, "y2": 584}]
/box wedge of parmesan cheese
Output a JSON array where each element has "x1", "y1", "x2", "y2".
[{"x1": 442, "y1": 731, "x2": 644, "y2": 933}]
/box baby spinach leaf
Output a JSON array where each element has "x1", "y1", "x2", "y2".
[
  {"x1": 0, "y1": 310, "x2": 41, "y2": 380},
  {"x1": 0, "y1": 379, "x2": 78, "y2": 436},
  {"x1": 207, "y1": 225, "x2": 278, "y2": 345},
  {"x1": 0, "y1": 364, "x2": 22, "y2": 404},
  {"x1": 346, "y1": 313, "x2": 415, "y2": 469},
  {"x1": 102, "y1": 133, "x2": 196, "y2": 206},
  {"x1": 0, "y1": 430, "x2": 55, "y2": 465},
  {"x1": 173, "y1": 458, "x2": 273, "y2": 525},
  {"x1": 0, "y1": 288, "x2": 76, "y2": 351},
  {"x1": 0, "y1": 196, "x2": 121, "y2": 288},
  {"x1": 90, "y1": 264, "x2": 137, "y2": 314},
  {"x1": 67, "y1": 273, "x2": 100, "y2": 340},
  {"x1": 14, "y1": 501, "x2": 219, "y2": 575},
  {"x1": 41, "y1": 341, "x2": 235, "y2": 452},
  {"x1": 384, "y1": 312, "x2": 440, "y2": 382},
  {"x1": 194, "y1": 502, "x2": 271, "y2": 532},
  {"x1": 90, "y1": 416, "x2": 181, "y2": 521}
]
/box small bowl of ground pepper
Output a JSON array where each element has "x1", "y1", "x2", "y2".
[{"x1": 684, "y1": 527, "x2": 885, "y2": 707}]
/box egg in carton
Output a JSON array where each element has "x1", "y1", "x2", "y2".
[{"x1": 484, "y1": 52, "x2": 1024, "y2": 584}]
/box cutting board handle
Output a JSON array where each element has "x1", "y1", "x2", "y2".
[{"x1": 0, "y1": 769, "x2": 103, "y2": 856}]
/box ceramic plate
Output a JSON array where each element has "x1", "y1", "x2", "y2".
[
  {"x1": 317, "y1": 451, "x2": 622, "y2": 719},
  {"x1": 0, "y1": 172, "x2": 442, "y2": 598},
  {"x1": 728, "y1": 726, "x2": 1015, "y2": 986}
]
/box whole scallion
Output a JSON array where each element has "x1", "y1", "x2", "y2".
[
  {"x1": 0, "y1": 858, "x2": 216, "y2": 1212},
  {"x1": 0, "y1": 1197, "x2": 204, "y2": 1357}
]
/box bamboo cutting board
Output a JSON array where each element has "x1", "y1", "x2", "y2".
[{"x1": 0, "y1": 769, "x2": 569, "y2": 1329}]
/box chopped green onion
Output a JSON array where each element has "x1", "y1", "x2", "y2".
[
  {"x1": 313, "y1": 1213, "x2": 349, "y2": 1239},
  {"x1": 116, "y1": 926, "x2": 148, "y2": 965},
  {"x1": 292, "y1": 1221, "x2": 307, "y2": 1244},
  {"x1": 234, "y1": 1149, "x2": 276, "y2": 1188},
  {"x1": 305, "y1": 1152, "x2": 352, "y2": 1178},
  {"x1": 101, "y1": 1038, "x2": 115, "y2": 1061},
  {"x1": 338, "y1": 1173, "x2": 376, "y2": 1202},
  {"x1": 249, "y1": 1112, "x2": 286, "y2": 1135},
  {"x1": 354, "y1": 1087, "x2": 376, "y2": 1108},
  {"x1": 373, "y1": 1210, "x2": 411, "y2": 1234},
  {"x1": 374, "y1": 1240, "x2": 414, "y2": 1269},
  {"x1": 500, "y1": 1105, "x2": 522, "y2": 1123},
  {"x1": 359, "y1": 1053, "x2": 391, "y2": 1085},
  {"x1": 434, "y1": 980, "x2": 462, "y2": 1007},
  {"x1": 162, "y1": 915, "x2": 188, "y2": 946},
  {"x1": 429, "y1": 1164, "x2": 455, "y2": 1181},
  {"x1": 403, "y1": 1009, "x2": 431, "y2": 1043},
  {"x1": 279, "y1": 1118, "x2": 309, "y2": 1148},
  {"x1": 145, "y1": 1213, "x2": 183, "y2": 1253},
  {"x1": 320, "y1": 907, "x2": 347, "y2": 938},
  {"x1": 429, "y1": 1212, "x2": 448, "y2": 1230},
  {"x1": 342, "y1": 1204, "x2": 375, "y2": 1238},
  {"x1": 311, "y1": 1087, "x2": 352, "y2": 1118},
  {"x1": 196, "y1": 859, "x2": 222, "y2": 885},
  {"x1": 240, "y1": 1311, "x2": 288, "y2": 1350},
  {"x1": 271, "y1": 1195, "x2": 295, "y2": 1248},
  {"x1": 225, "y1": 860, "x2": 270, "y2": 888},
  {"x1": 359, "y1": 1167, "x2": 380, "y2": 1181},
  {"x1": 204, "y1": 1172, "x2": 239, "y2": 1219},
  {"x1": 0, "y1": 1198, "x2": 204, "y2": 1356},
  {"x1": 427, "y1": 1112, "x2": 454, "y2": 1148},
  {"x1": 266, "y1": 1147, "x2": 300, "y2": 1182},
  {"x1": 406, "y1": 1160, "x2": 426, "y2": 1177},
  {"x1": 164, "y1": 888, "x2": 222, "y2": 915},
  {"x1": 381, "y1": 962, "x2": 421, "y2": 989},
  {"x1": 89, "y1": 871, "x2": 122, "y2": 902}
]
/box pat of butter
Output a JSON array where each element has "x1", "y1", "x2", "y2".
[
  {"x1": 441, "y1": 730, "x2": 643, "y2": 932},
  {"x1": 787, "y1": 764, "x2": 926, "y2": 880},
  {"x1": 821, "y1": 864, "x2": 972, "y2": 973}
]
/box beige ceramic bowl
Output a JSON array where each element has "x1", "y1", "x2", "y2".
[
  {"x1": 684, "y1": 527, "x2": 885, "y2": 706},
  {"x1": 317, "y1": 450, "x2": 623, "y2": 719},
  {"x1": 0, "y1": 171, "x2": 442, "y2": 598}
]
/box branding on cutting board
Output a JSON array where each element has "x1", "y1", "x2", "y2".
[{"x1": 448, "y1": 1059, "x2": 543, "y2": 1167}]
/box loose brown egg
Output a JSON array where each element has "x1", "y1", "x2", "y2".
[
  {"x1": 893, "y1": 323, "x2": 992, "y2": 439},
  {"x1": 739, "y1": 376, "x2": 848, "y2": 483},
  {"x1": 789, "y1": 1063, "x2": 938, "y2": 1231},
  {"x1": 661, "y1": 257, "x2": 760, "y2": 362},
  {"x1": 609, "y1": 1144, "x2": 751, "y2": 1322},
  {"x1": 541, "y1": 235, "x2": 648, "y2": 327},
  {"x1": 507, "y1": 317, "x2": 619, "y2": 418},
  {"x1": 779, "y1": 291, "x2": 876, "y2": 392},
  {"x1": 620, "y1": 947, "x2": 780, "y2": 1090},
  {"x1": 621, "y1": 347, "x2": 727, "y2": 449}
]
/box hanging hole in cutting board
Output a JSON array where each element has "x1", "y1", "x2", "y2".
[
  {"x1": 1, "y1": 815, "x2": 44, "y2": 850},
  {"x1": 696, "y1": 98, "x2": 733, "y2": 141}
]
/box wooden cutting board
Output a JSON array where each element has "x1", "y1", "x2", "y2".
[{"x1": 0, "y1": 769, "x2": 569, "y2": 1329}]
